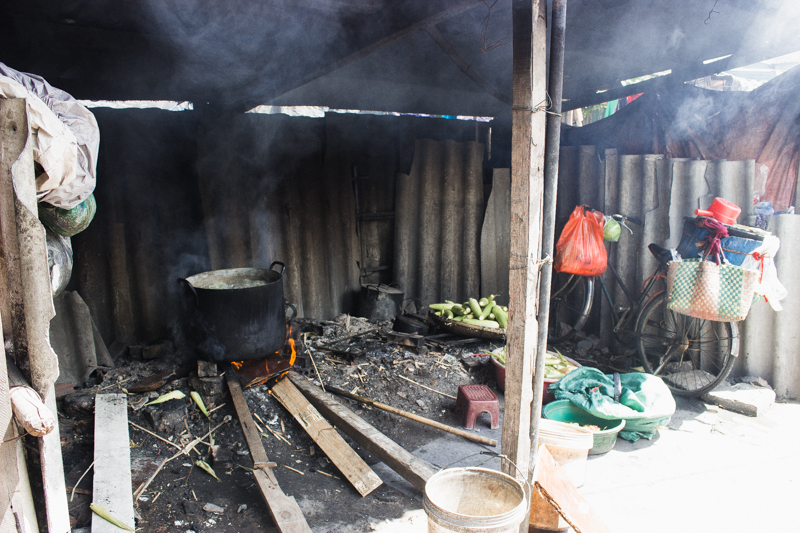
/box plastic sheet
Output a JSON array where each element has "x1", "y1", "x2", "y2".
[
  {"x1": 46, "y1": 228, "x2": 73, "y2": 296},
  {"x1": 0, "y1": 62, "x2": 99, "y2": 208}
]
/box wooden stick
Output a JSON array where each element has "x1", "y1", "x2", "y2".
[
  {"x1": 133, "y1": 420, "x2": 228, "y2": 500},
  {"x1": 306, "y1": 343, "x2": 326, "y2": 393},
  {"x1": 320, "y1": 327, "x2": 380, "y2": 347},
  {"x1": 207, "y1": 403, "x2": 226, "y2": 415},
  {"x1": 282, "y1": 465, "x2": 304, "y2": 475},
  {"x1": 128, "y1": 421, "x2": 182, "y2": 451},
  {"x1": 325, "y1": 386, "x2": 497, "y2": 447},
  {"x1": 70, "y1": 460, "x2": 94, "y2": 502},
  {"x1": 396, "y1": 374, "x2": 456, "y2": 399}
]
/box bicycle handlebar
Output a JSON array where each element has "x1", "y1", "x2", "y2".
[{"x1": 611, "y1": 213, "x2": 643, "y2": 225}]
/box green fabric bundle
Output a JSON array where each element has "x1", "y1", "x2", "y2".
[{"x1": 548, "y1": 367, "x2": 676, "y2": 442}]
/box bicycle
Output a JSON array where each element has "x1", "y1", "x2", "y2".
[{"x1": 547, "y1": 212, "x2": 738, "y2": 398}]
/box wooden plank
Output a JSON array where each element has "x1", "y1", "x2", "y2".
[
  {"x1": 226, "y1": 373, "x2": 312, "y2": 533},
  {"x1": 501, "y1": 0, "x2": 547, "y2": 483},
  {"x1": 531, "y1": 445, "x2": 611, "y2": 533},
  {"x1": 271, "y1": 378, "x2": 382, "y2": 497},
  {"x1": 92, "y1": 394, "x2": 135, "y2": 533},
  {"x1": 289, "y1": 374, "x2": 437, "y2": 491}
]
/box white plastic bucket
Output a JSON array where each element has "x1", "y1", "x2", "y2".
[
  {"x1": 539, "y1": 419, "x2": 594, "y2": 488},
  {"x1": 423, "y1": 467, "x2": 528, "y2": 533}
]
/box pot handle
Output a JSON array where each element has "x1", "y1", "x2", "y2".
[
  {"x1": 695, "y1": 209, "x2": 713, "y2": 218},
  {"x1": 178, "y1": 278, "x2": 200, "y2": 307},
  {"x1": 269, "y1": 261, "x2": 286, "y2": 276},
  {"x1": 284, "y1": 301, "x2": 298, "y2": 321}
]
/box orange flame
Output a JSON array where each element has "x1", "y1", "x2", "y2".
[
  {"x1": 231, "y1": 361, "x2": 243, "y2": 369},
  {"x1": 288, "y1": 338, "x2": 296, "y2": 366}
]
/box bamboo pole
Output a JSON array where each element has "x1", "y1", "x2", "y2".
[{"x1": 324, "y1": 385, "x2": 497, "y2": 447}]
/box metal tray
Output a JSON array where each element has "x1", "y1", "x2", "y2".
[{"x1": 428, "y1": 311, "x2": 506, "y2": 342}]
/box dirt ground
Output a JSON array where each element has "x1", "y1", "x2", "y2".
[{"x1": 61, "y1": 314, "x2": 588, "y2": 533}]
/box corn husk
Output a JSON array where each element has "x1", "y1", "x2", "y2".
[
  {"x1": 190, "y1": 391, "x2": 210, "y2": 418},
  {"x1": 544, "y1": 349, "x2": 578, "y2": 379},
  {"x1": 195, "y1": 459, "x2": 220, "y2": 481},
  {"x1": 90, "y1": 503, "x2": 134, "y2": 531},
  {"x1": 144, "y1": 390, "x2": 186, "y2": 406}
]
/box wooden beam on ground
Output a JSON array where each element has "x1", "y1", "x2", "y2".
[
  {"x1": 271, "y1": 377, "x2": 382, "y2": 497},
  {"x1": 289, "y1": 374, "x2": 436, "y2": 492},
  {"x1": 226, "y1": 373, "x2": 312, "y2": 533},
  {"x1": 530, "y1": 445, "x2": 611, "y2": 533},
  {"x1": 92, "y1": 394, "x2": 135, "y2": 533},
  {"x1": 501, "y1": 0, "x2": 548, "y2": 484}
]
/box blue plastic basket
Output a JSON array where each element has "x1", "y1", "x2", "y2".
[{"x1": 676, "y1": 217, "x2": 763, "y2": 266}]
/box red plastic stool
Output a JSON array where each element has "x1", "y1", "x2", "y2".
[{"x1": 456, "y1": 384, "x2": 500, "y2": 430}]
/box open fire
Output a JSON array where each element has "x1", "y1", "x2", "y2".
[{"x1": 230, "y1": 322, "x2": 300, "y2": 388}]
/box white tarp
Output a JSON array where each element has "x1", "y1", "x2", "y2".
[{"x1": 0, "y1": 63, "x2": 99, "y2": 209}]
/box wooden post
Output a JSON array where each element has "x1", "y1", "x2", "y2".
[{"x1": 501, "y1": 0, "x2": 548, "y2": 484}]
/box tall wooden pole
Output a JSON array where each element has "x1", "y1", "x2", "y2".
[{"x1": 501, "y1": 0, "x2": 548, "y2": 484}]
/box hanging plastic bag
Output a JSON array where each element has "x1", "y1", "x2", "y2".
[
  {"x1": 603, "y1": 216, "x2": 621, "y2": 242},
  {"x1": 554, "y1": 205, "x2": 608, "y2": 276}
]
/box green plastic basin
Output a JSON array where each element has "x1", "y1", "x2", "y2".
[{"x1": 542, "y1": 400, "x2": 625, "y2": 455}]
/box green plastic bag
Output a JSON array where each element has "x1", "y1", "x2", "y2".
[
  {"x1": 38, "y1": 193, "x2": 96, "y2": 237},
  {"x1": 547, "y1": 367, "x2": 676, "y2": 442},
  {"x1": 603, "y1": 217, "x2": 621, "y2": 242}
]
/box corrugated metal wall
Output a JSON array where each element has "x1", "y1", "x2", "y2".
[
  {"x1": 69, "y1": 110, "x2": 484, "y2": 351},
  {"x1": 394, "y1": 139, "x2": 485, "y2": 306},
  {"x1": 71, "y1": 108, "x2": 208, "y2": 348},
  {"x1": 558, "y1": 146, "x2": 799, "y2": 398}
]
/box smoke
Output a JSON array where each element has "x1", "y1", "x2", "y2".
[
  {"x1": 667, "y1": 27, "x2": 685, "y2": 51},
  {"x1": 135, "y1": 1, "x2": 368, "y2": 106}
]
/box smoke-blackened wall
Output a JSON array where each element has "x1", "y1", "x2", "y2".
[
  {"x1": 69, "y1": 107, "x2": 488, "y2": 351},
  {"x1": 70, "y1": 108, "x2": 207, "y2": 350}
]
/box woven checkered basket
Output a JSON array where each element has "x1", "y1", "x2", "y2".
[{"x1": 667, "y1": 259, "x2": 759, "y2": 322}]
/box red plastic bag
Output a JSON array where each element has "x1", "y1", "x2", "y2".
[{"x1": 554, "y1": 206, "x2": 608, "y2": 276}]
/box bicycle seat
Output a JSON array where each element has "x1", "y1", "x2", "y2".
[{"x1": 648, "y1": 243, "x2": 675, "y2": 266}]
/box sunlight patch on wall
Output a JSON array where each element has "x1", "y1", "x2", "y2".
[
  {"x1": 78, "y1": 100, "x2": 194, "y2": 111},
  {"x1": 247, "y1": 105, "x2": 493, "y2": 122}
]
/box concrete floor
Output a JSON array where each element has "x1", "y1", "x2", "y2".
[
  {"x1": 367, "y1": 395, "x2": 800, "y2": 532},
  {"x1": 582, "y1": 397, "x2": 800, "y2": 533}
]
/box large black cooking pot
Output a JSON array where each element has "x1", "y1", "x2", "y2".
[{"x1": 179, "y1": 262, "x2": 290, "y2": 362}]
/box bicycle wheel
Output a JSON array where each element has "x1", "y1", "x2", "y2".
[
  {"x1": 548, "y1": 273, "x2": 594, "y2": 344},
  {"x1": 635, "y1": 292, "x2": 737, "y2": 397}
]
